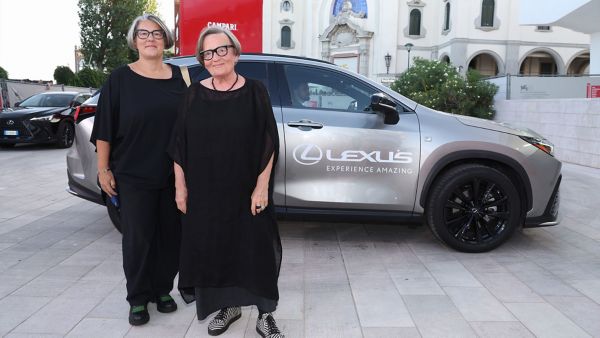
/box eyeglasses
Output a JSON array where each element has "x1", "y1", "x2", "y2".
[
  {"x1": 199, "y1": 45, "x2": 235, "y2": 61},
  {"x1": 135, "y1": 29, "x2": 165, "y2": 40}
]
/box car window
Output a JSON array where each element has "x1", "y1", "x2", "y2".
[
  {"x1": 282, "y1": 64, "x2": 374, "y2": 113},
  {"x1": 188, "y1": 62, "x2": 276, "y2": 103},
  {"x1": 20, "y1": 93, "x2": 74, "y2": 107},
  {"x1": 74, "y1": 95, "x2": 87, "y2": 104}
]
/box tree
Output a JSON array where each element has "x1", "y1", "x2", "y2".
[
  {"x1": 78, "y1": 0, "x2": 158, "y2": 72},
  {"x1": 0, "y1": 66, "x2": 8, "y2": 79},
  {"x1": 73, "y1": 67, "x2": 107, "y2": 88},
  {"x1": 54, "y1": 66, "x2": 76, "y2": 85},
  {"x1": 391, "y1": 58, "x2": 498, "y2": 120}
]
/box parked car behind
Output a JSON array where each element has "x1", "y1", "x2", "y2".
[
  {"x1": 0, "y1": 91, "x2": 91, "y2": 148},
  {"x1": 67, "y1": 54, "x2": 561, "y2": 252}
]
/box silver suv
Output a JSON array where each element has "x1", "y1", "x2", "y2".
[{"x1": 66, "y1": 54, "x2": 561, "y2": 252}]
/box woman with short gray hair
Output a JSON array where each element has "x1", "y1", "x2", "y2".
[
  {"x1": 168, "y1": 26, "x2": 285, "y2": 338},
  {"x1": 91, "y1": 13, "x2": 185, "y2": 326}
]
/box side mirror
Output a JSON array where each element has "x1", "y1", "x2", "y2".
[
  {"x1": 370, "y1": 93, "x2": 399, "y2": 125},
  {"x1": 14, "y1": 101, "x2": 21, "y2": 107}
]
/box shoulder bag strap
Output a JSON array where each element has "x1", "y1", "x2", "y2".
[{"x1": 180, "y1": 65, "x2": 191, "y2": 87}]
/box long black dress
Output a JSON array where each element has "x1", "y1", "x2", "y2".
[{"x1": 168, "y1": 78, "x2": 282, "y2": 320}]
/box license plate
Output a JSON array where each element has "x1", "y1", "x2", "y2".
[{"x1": 3, "y1": 130, "x2": 18, "y2": 136}]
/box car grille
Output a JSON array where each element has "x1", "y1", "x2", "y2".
[{"x1": 0, "y1": 118, "x2": 31, "y2": 139}]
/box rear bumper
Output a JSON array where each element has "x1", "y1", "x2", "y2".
[
  {"x1": 524, "y1": 174, "x2": 561, "y2": 228},
  {"x1": 67, "y1": 173, "x2": 104, "y2": 205}
]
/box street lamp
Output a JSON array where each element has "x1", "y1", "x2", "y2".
[
  {"x1": 404, "y1": 43, "x2": 414, "y2": 70},
  {"x1": 384, "y1": 53, "x2": 392, "y2": 74}
]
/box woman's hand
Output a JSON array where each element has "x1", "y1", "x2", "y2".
[
  {"x1": 174, "y1": 162, "x2": 187, "y2": 214},
  {"x1": 99, "y1": 170, "x2": 117, "y2": 197},
  {"x1": 175, "y1": 185, "x2": 187, "y2": 214},
  {"x1": 250, "y1": 183, "x2": 269, "y2": 216}
]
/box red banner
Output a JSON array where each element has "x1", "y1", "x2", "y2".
[{"x1": 178, "y1": 0, "x2": 263, "y2": 56}]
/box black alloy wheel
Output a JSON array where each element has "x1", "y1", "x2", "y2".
[
  {"x1": 56, "y1": 121, "x2": 75, "y2": 148},
  {"x1": 426, "y1": 164, "x2": 522, "y2": 252}
]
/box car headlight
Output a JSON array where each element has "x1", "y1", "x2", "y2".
[
  {"x1": 520, "y1": 136, "x2": 554, "y2": 156},
  {"x1": 31, "y1": 115, "x2": 60, "y2": 123}
]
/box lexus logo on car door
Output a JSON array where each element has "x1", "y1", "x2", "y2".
[{"x1": 6, "y1": 120, "x2": 14, "y2": 125}]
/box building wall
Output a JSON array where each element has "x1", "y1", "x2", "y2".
[
  {"x1": 495, "y1": 98, "x2": 600, "y2": 168},
  {"x1": 262, "y1": 0, "x2": 591, "y2": 84}
]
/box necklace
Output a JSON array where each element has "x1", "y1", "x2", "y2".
[{"x1": 211, "y1": 73, "x2": 239, "y2": 91}]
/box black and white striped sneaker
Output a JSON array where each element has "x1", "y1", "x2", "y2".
[
  {"x1": 207, "y1": 307, "x2": 242, "y2": 336},
  {"x1": 256, "y1": 313, "x2": 285, "y2": 338}
]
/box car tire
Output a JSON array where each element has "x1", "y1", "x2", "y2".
[
  {"x1": 426, "y1": 164, "x2": 522, "y2": 253},
  {"x1": 56, "y1": 121, "x2": 75, "y2": 148},
  {"x1": 105, "y1": 196, "x2": 122, "y2": 233}
]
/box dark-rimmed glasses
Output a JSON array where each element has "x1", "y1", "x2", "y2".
[
  {"x1": 199, "y1": 45, "x2": 234, "y2": 61},
  {"x1": 135, "y1": 29, "x2": 165, "y2": 40}
]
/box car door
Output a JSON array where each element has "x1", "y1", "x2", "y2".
[{"x1": 280, "y1": 63, "x2": 421, "y2": 212}]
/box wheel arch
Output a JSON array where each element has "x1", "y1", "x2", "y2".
[{"x1": 419, "y1": 150, "x2": 532, "y2": 212}]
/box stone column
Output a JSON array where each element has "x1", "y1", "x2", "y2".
[
  {"x1": 505, "y1": 41, "x2": 520, "y2": 75},
  {"x1": 358, "y1": 37, "x2": 370, "y2": 76}
]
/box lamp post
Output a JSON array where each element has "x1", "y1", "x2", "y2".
[
  {"x1": 404, "y1": 43, "x2": 414, "y2": 70},
  {"x1": 384, "y1": 53, "x2": 392, "y2": 74}
]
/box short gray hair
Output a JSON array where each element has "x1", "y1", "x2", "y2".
[
  {"x1": 195, "y1": 26, "x2": 242, "y2": 65},
  {"x1": 126, "y1": 14, "x2": 174, "y2": 51}
]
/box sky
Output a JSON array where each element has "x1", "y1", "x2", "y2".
[{"x1": 0, "y1": 0, "x2": 174, "y2": 81}]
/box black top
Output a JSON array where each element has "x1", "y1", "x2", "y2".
[
  {"x1": 91, "y1": 64, "x2": 186, "y2": 188},
  {"x1": 168, "y1": 79, "x2": 282, "y2": 319}
]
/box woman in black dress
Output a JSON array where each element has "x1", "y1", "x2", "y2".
[
  {"x1": 168, "y1": 27, "x2": 284, "y2": 338},
  {"x1": 91, "y1": 14, "x2": 185, "y2": 326}
]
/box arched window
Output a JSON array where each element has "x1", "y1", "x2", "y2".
[
  {"x1": 481, "y1": 0, "x2": 494, "y2": 27},
  {"x1": 444, "y1": 3, "x2": 450, "y2": 31},
  {"x1": 409, "y1": 9, "x2": 421, "y2": 36},
  {"x1": 281, "y1": 26, "x2": 291, "y2": 48},
  {"x1": 281, "y1": 0, "x2": 292, "y2": 12}
]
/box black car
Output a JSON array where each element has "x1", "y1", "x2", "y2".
[{"x1": 0, "y1": 91, "x2": 91, "y2": 148}]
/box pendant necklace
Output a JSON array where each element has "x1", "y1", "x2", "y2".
[{"x1": 212, "y1": 73, "x2": 239, "y2": 91}]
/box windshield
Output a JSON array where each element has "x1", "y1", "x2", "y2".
[{"x1": 19, "y1": 93, "x2": 75, "y2": 107}]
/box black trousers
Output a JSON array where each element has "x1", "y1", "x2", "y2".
[{"x1": 118, "y1": 180, "x2": 181, "y2": 306}]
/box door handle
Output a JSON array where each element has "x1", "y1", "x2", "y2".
[{"x1": 287, "y1": 120, "x2": 323, "y2": 129}]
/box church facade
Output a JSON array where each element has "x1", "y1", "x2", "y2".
[{"x1": 261, "y1": 0, "x2": 591, "y2": 83}]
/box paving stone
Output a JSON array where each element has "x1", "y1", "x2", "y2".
[
  {"x1": 2, "y1": 144, "x2": 600, "y2": 337},
  {"x1": 505, "y1": 302, "x2": 591, "y2": 338},
  {"x1": 12, "y1": 297, "x2": 101, "y2": 335},
  {"x1": 443, "y1": 287, "x2": 515, "y2": 321},
  {"x1": 0, "y1": 296, "x2": 52, "y2": 336},
  {"x1": 403, "y1": 295, "x2": 477, "y2": 338},
  {"x1": 65, "y1": 318, "x2": 131, "y2": 338},
  {"x1": 469, "y1": 321, "x2": 535, "y2": 338}
]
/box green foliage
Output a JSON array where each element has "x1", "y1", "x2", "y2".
[
  {"x1": 391, "y1": 58, "x2": 498, "y2": 120},
  {"x1": 53, "y1": 66, "x2": 76, "y2": 85},
  {"x1": 73, "y1": 67, "x2": 107, "y2": 88},
  {"x1": 0, "y1": 66, "x2": 8, "y2": 79},
  {"x1": 78, "y1": 0, "x2": 152, "y2": 72}
]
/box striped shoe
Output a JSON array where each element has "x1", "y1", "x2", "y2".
[
  {"x1": 207, "y1": 307, "x2": 242, "y2": 336},
  {"x1": 256, "y1": 313, "x2": 285, "y2": 338}
]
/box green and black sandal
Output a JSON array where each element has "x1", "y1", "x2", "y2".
[{"x1": 129, "y1": 304, "x2": 150, "y2": 326}]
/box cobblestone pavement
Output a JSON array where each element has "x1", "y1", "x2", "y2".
[{"x1": 1, "y1": 145, "x2": 599, "y2": 338}]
